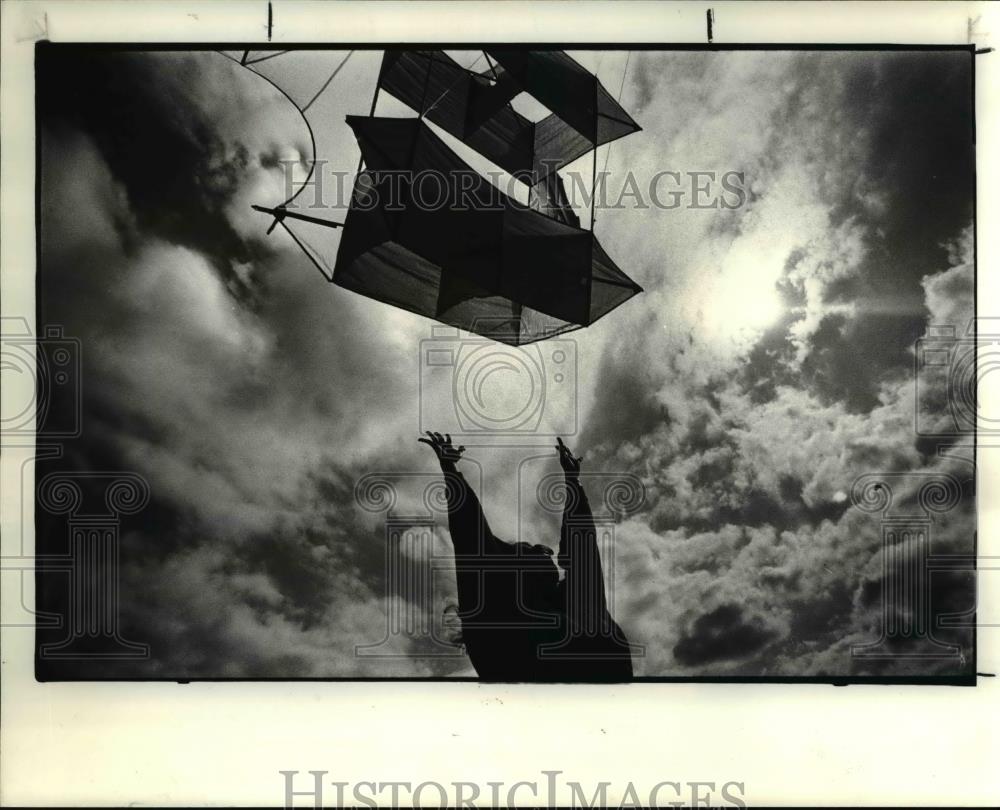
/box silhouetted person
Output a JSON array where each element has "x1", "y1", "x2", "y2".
[{"x1": 419, "y1": 431, "x2": 633, "y2": 681}]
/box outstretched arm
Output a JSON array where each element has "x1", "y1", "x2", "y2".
[
  {"x1": 556, "y1": 437, "x2": 609, "y2": 625},
  {"x1": 418, "y1": 431, "x2": 494, "y2": 555}
]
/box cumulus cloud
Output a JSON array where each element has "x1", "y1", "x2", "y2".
[
  {"x1": 35, "y1": 48, "x2": 975, "y2": 678},
  {"x1": 37, "y1": 53, "x2": 457, "y2": 678},
  {"x1": 581, "y1": 51, "x2": 974, "y2": 677}
]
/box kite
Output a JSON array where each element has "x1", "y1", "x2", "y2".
[{"x1": 226, "y1": 49, "x2": 643, "y2": 345}]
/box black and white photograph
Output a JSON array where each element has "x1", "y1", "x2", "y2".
[
  {"x1": 32, "y1": 42, "x2": 977, "y2": 682},
  {"x1": 2, "y1": 1, "x2": 998, "y2": 806}
]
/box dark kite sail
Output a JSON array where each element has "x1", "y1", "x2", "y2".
[{"x1": 228, "y1": 48, "x2": 643, "y2": 345}]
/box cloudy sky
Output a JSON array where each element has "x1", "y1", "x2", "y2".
[{"x1": 36, "y1": 46, "x2": 975, "y2": 679}]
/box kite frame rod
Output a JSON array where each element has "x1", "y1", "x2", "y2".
[
  {"x1": 355, "y1": 52, "x2": 386, "y2": 181},
  {"x1": 590, "y1": 75, "x2": 599, "y2": 232},
  {"x1": 251, "y1": 204, "x2": 344, "y2": 230},
  {"x1": 419, "y1": 50, "x2": 493, "y2": 78}
]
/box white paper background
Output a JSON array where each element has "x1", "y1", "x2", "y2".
[{"x1": 2, "y1": 1, "x2": 998, "y2": 806}]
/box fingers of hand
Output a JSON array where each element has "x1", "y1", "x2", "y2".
[{"x1": 420, "y1": 432, "x2": 464, "y2": 459}]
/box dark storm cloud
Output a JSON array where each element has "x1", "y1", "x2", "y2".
[
  {"x1": 578, "y1": 314, "x2": 670, "y2": 449},
  {"x1": 37, "y1": 416, "x2": 448, "y2": 678},
  {"x1": 37, "y1": 48, "x2": 258, "y2": 276},
  {"x1": 738, "y1": 311, "x2": 812, "y2": 405},
  {"x1": 672, "y1": 603, "x2": 778, "y2": 666},
  {"x1": 35, "y1": 47, "x2": 456, "y2": 677},
  {"x1": 577, "y1": 51, "x2": 975, "y2": 677},
  {"x1": 34, "y1": 48, "x2": 976, "y2": 679},
  {"x1": 752, "y1": 51, "x2": 973, "y2": 412},
  {"x1": 627, "y1": 52, "x2": 974, "y2": 417},
  {"x1": 798, "y1": 312, "x2": 931, "y2": 413}
]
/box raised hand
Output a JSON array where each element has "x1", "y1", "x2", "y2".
[
  {"x1": 556, "y1": 436, "x2": 583, "y2": 480},
  {"x1": 418, "y1": 431, "x2": 466, "y2": 465}
]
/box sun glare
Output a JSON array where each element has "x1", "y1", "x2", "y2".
[{"x1": 700, "y1": 256, "x2": 786, "y2": 347}]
